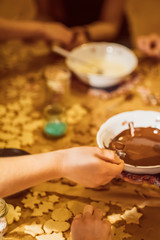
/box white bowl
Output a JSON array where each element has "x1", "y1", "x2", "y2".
[
  {"x1": 97, "y1": 110, "x2": 160, "y2": 174},
  {"x1": 66, "y1": 42, "x2": 138, "y2": 88}
]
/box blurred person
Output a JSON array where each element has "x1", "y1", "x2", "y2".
[
  {"x1": 137, "y1": 33, "x2": 160, "y2": 58},
  {"x1": 0, "y1": 0, "x2": 130, "y2": 48},
  {"x1": 36, "y1": 0, "x2": 130, "y2": 48},
  {"x1": 0, "y1": 146, "x2": 124, "y2": 198},
  {"x1": 71, "y1": 205, "x2": 112, "y2": 240}
]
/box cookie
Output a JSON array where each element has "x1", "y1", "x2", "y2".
[
  {"x1": 0, "y1": 132, "x2": 14, "y2": 141},
  {"x1": 51, "y1": 208, "x2": 72, "y2": 221},
  {"x1": 91, "y1": 201, "x2": 109, "y2": 213},
  {"x1": 111, "y1": 225, "x2": 131, "y2": 240},
  {"x1": 22, "y1": 194, "x2": 40, "y2": 209},
  {"x1": 20, "y1": 132, "x2": 35, "y2": 146},
  {"x1": 0, "y1": 105, "x2": 6, "y2": 117},
  {"x1": 66, "y1": 104, "x2": 87, "y2": 125},
  {"x1": 24, "y1": 222, "x2": 44, "y2": 237},
  {"x1": 6, "y1": 139, "x2": 21, "y2": 149},
  {"x1": 1, "y1": 125, "x2": 20, "y2": 135},
  {"x1": 67, "y1": 201, "x2": 86, "y2": 216},
  {"x1": 23, "y1": 120, "x2": 44, "y2": 131},
  {"x1": 43, "y1": 220, "x2": 70, "y2": 233},
  {"x1": 6, "y1": 204, "x2": 21, "y2": 225},
  {"x1": 32, "y1": 191, "x2": 47, "y2": 197},
  {"x1": 36, "y1": 232, "x2": 65, "y2": 240},
  {"x1": 48, "y1": 195, "x2": 59, "y2": 203},
  {"x1": 121, "y1": 207, "x2": 143, "y2": 224},
  {"x1": 6, "y1": 102, "x2": 20, "y2": 112},
  {"x1": 32, "y1": 201, "x2": 54, "y2": 217},
  {"x1": 107, "y1": 214, "x2": 122, "y2": 224},
  {"x1": 13, "y1": 114, "x2": 30, "y2": 125}
]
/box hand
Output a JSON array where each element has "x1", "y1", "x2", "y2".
[
  {"x1": 68, "y1": 27, "x2": 89, "y2": 49},
  {"x1": 137, "y1": 33, "x2": 160, "y2": 58},
  {"x1": 61, "y1": 147, "x2": 124, "y2": 188},
  {"x1": 40, "y1": 22, "x2": 73, "y2": 46},
  {"x1": 71, "y1": 205, "x2": 112, "y2": 240}
]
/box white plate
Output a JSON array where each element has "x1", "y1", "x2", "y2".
[
  {"x1": 97, "y1": 110, "x2": 160, "y2": 174},
  {"x1": 66, "y1": 42, "x2": 138, "y2": 88}
]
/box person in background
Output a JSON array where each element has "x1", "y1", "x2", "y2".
[
  {"x1": 36, "y1": 0, "x2": 129, "y2": 48},
  {"x1": 0, "y1": 0, "x2": 129, "y2": 48},
  {"x1": 0, "y1": 146, "x2": 124, "y2": 198},
  {"x1": 137, "y1": 33, "x2": 160, "y2": 58},
  {"x1": 71, "y1": 205, "x2": 112, "y2": 240}
]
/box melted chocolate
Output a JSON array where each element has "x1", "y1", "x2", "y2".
[{"x1": 109, "y1": 127, "x2": 160, "y2": 166}]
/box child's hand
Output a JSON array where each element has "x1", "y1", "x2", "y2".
[
  {"x1": 137, "y1": 34, "x2": 160, "y2": 58},
  {"x1": 71, "y1": 205, "x2": 112, "y2": 240},
  {"x1": 69, "y1": 27, "x2": 89, "y2": 49},
  {"x1": 40, "y1": 22, "x2": 73, "y2": 46}
]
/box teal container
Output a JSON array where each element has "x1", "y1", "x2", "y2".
[{"x1": 44, "y1": 121, "x2": 67, "y2": 138}]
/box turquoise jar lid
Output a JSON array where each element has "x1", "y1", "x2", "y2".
[{"x1": 44, "y1": 121, "x2": 67, "y2": 137}]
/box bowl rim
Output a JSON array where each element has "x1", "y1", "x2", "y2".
[
  {"x1": 66, "y1": 42, "x2": 138, "y2": 78},
  {"x1": 97, "y1": 110, "x2": 160, "y2": 174}
]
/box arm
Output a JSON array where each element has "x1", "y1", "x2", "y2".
[
  {"x1": 91, "y1": 0, "x2": 125, "y2": 41},
  {"x1": 71, "y1": 0, "x2": 125, "y2": 48},
  {"x1": 0, "y1": 146, "x2": 124, "y2": 198},
  {"x1": 0, "y1": 18, "x2": 73, "y2": 45},
  {"x1": 0, "y1": 18, "x2": 43, "y2": 40}
]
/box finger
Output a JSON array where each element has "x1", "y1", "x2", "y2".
[
  {"x1": 137, "y1": 36, "x2": 147, "y2": 52},
  {"x1": 93, "y1": 208, "x2": 103, "y2": 220},
  {"x1": 103, "y1": 160, "x2": 124, "y2": 177},
  {"x1": 96, "y1": 148, "x2": 122, "y2": 164},
  {"x1": 74, "y1": 213, "x2": 82, "y2": 220},
  {"x1": 145, "y1": 34, "x2": 160, "y2": 56},
  {"x1": 108, "y1": 233, "x2": 112, "y2": 240},
  {"x1": 112, "y1": 160, "x2": 124, "y2": 175},
  {"x1": 147, "y1": 44, "x2": 160, "y2": 57},
  {"x1": 103, "y1": 220, "x2": 112, "y2": 237},
  {"x1": 96, "y1": 161, "x2": 124, "y2": 186},
  {"x1": 83, "y1": 205, "x2": 94, "y2": 217},
  {"x1": 136, "y1": 36, "x2": 145, "y2": 50},
  {"x1": 103, "y1": 220, "x2": 111, "y2": 230}
]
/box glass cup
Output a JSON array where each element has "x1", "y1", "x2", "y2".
[{"x1": 0, "y1": 199, "x2": 8, "y2": 236}]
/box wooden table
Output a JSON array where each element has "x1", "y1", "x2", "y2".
[{"x1": 0, "y1": 40, "x2": 160, "y2": 240}]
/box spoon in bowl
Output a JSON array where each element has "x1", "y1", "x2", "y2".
[{"x1": 52, "y1": 45, "x2": 103, "y2": 74}]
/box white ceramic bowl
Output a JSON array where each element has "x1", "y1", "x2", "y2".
[
  {"x1": 97, "y1": 110, "x2": 160, "y2": 174},
  {"x1": 66, "y1": 42, "x2": 138, "y2": 88}
]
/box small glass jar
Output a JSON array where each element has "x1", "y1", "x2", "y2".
[
  {"x1": 43, "y1": 104, "x2": 67, "y2": 138},
  {"x1": 45, "y1": 65, "x2": 71, "y2": 106},
  {"x1": 44, "y1": 66, "x2": 70, "y2": 138},
  {"x1": 0, "y1": 199, "x2": 8, "y2": 236}
]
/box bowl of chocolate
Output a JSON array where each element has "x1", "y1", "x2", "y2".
[{"x1": 97, "y1": 110, "x2": 160, "y2": 174}]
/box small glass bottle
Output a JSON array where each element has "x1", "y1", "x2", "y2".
[
  {"x1": 0, "y1": 199, "x2": 8, "y2": 236},
  {"x1": 45, "y1": 65, "x2": 71, "y2": 107},
  {"x1": 43, "y1": 104, "x2": 67, "y2": 138},
  {"x1": 43, "y1": 66, "x2": 70, "y2": 138}
]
